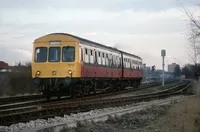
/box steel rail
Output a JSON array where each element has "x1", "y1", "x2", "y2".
[
  {"x1": 0, "y1": 80, "x2": 172, "y2": 106},
  {"x1": 0, "y1": 80, "x2": 176, "y2": 111}
]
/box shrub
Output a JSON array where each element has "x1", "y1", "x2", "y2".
[{"x1": 0, "y1": 63, "x2": 39, "y2": 96}]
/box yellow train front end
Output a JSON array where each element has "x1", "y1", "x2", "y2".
[{"x1": 31, "y1": 34, "x2": 81, "y2": 99}]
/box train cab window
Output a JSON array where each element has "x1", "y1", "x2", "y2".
[
  {"x1": 62, "y1": 46, "x2": 75, "y2": 62},
  {"x1": 48, "y1": 47, "x2": 60, "y2": 62},
  {"x1": 35, "y1": 47, "x2": 47, "y2": 62}
]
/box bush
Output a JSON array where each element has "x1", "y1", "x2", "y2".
[
  {"x1": 7, "y1": 72, "x2": 38, "y2": 96},
  {"x1": 0, "y1": 73, "x2": 11, "y2": 96},
  {"x1": 0, "y1": 64, "x2": 39, "y2": 96}
]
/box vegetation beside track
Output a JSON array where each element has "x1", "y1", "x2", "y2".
[
  {"x1": 143, "y1": 80, "x2": 200, "y2": 132},
  {"x1": 0, "y1": 63, "x2": 38, "y2": 96}
]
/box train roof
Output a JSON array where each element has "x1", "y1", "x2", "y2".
[{"x1": 46, "y1": 33, "x2": 142, "y2": 60}]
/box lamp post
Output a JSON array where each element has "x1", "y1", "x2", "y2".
[{"x1": 161, "y1": 49, "x2": 166, "y2": 86}]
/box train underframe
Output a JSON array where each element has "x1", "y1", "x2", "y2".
[{"x1": 33, "y1": 77, "x2": 142, "y2": 100}]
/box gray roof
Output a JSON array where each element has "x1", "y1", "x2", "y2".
[{"x1": 48, "y1": 33, "x2": 142, "y2": 60}]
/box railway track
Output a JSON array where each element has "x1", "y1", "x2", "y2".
[
  {"x1": 0, "y1": 81, "x2": 165, "y2": 106},
  {"x1": 0, "y1": 80, "x2": 176, "y2": 111},
  {"x1": 0, "y1": 80, "x2": 190, "y2": 126},
  {"x1": 0, "y1": 94, "x2": 43, "y2": 105}
]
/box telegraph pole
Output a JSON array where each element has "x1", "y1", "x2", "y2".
[{"x1": 161, "y1": 49, "x2": 166, "y2": 86}]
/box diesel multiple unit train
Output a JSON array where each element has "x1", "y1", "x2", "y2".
[{"x1": 31, "y1": 33, "x2": 144, "y2": 99}]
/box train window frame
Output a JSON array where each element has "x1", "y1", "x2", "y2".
[
  {"x1": 119, "y1": 57, "x2": 121, "y2": 67},
  {"x1": 94, "y1": 51, "x2": 98, "y2": 64},
  {"x1": 105, "y1": 53, "x2": 108, "y2": 66},
  {"x1": 113, "y1": 55, "x2": 115, "y2": 66},
  {"x1": 90, "y1": 50, "x2": 93, "y2": 55},
  {"x1": 89, "y1": 49, "x2": 94, "y2": 64},
  {"x1": 62, "y1": 46, "x2": 75, "y2": 62},
  {"x1": 48, "y1": 47, "x2": 61, "y2": 62},
  {"x1": 34, "y1": 47, "x2": 47, "y2": 62}
]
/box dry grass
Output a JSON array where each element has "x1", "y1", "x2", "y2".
[{"x1": 145, "y1": 81, "x2": 200, "y2": 132}]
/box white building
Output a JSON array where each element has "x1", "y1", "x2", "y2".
[{"x1": 168, "y1": 63, "x2": 176, "y2": 73}]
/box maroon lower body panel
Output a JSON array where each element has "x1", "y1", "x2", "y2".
[{"x1": 81, "y1": 64, "x2": 143, "y2": 79}]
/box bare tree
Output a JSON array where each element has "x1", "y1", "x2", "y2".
[
  {"x1": 186, "y1": 33, "x2": 200, "y2": 64},
  {"x1": 182, "y1": 5, "x2": 200, "y2": 64},
  {"x1": 183, "y1": 5, "x2": 200, "y2": 37},
  {"x1": 182, "y1": 4, "x2": 200, "y2": 79}
]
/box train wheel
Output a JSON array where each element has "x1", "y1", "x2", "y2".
[
  {"x1": 41, "y1": 85, "x2": 51, "y2": 100},
  {"x1": 93, "y1": 80, "x2": 97, "y2": 94},
  {"x1": 120, "y1": 81, "x2": 125, "y2": 91},
  {"x1": 109, "y1": 82, "x2": 113, "y2": 92},
  {"x1": 80, "y1": 84, "x2": 85, "y2": 97},
  {"x1": 46, "y1": 94, "x2": 51, "y2": 101},
  {"x1": 57, "y1": 95, "x2": 61, "y2": 100},
  {"x1": 46, "y1": 88, "x2": 51, "y2": 101},
  {"x1": 69, "y1": 85, "x2": 77, "y2": 99}
]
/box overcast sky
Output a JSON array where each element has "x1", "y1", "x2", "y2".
[{"x1": 0, "y1": 0, "x2": 199, "y2": 69}]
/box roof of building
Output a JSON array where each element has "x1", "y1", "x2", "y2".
[
  {"x1": 47, "y1": 33, "x2": 142, "y2": 60},
  {"x1": 0, "y1": 61, "x2": 9, "y2": 69}
]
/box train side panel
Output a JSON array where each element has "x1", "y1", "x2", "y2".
[{"x1": 79, "y1": 43, "x2": 122, "y2": 79}]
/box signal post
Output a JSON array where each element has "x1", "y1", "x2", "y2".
[{"x1": 161, "y1": 49, "x2": 166, "y2": 86}]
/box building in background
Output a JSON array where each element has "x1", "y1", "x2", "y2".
[
  {"x1": 0, "y1": 61, "x2": 11, "y2": 72},
  {"x1": 168, "y1": 63, "x2": 176, "y2": 73},
  {"x1": 142, "y1": 64, "x2": 151, "y2": 77},
  {"x1": 0, "y1": 61, "x2": 9, "y2": 70}
]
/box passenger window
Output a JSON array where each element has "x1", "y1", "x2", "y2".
[
  {"x1": 119, "y1": 57, "x2": 121, "y2": 67},
  {"x1": 95, "y1": 51, "x2": 98, "y2": 64},
  {"x1": 89, "y1": 49, "x2": 94, "y2": 64}
]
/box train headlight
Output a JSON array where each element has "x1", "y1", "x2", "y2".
[
  {"x1": 36, "y1": 71, "x2": 40, "y2": 75},
  {"x1": 52, "y1": 71, "x2": 56, "y2": 75},
  {"x1": 68, "y1": 70, "x2": 72, "y2": 75}
]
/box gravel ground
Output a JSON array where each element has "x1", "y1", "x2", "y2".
[{"x1": 61, "y1": 105, "x2": 171, "y2": 132}]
